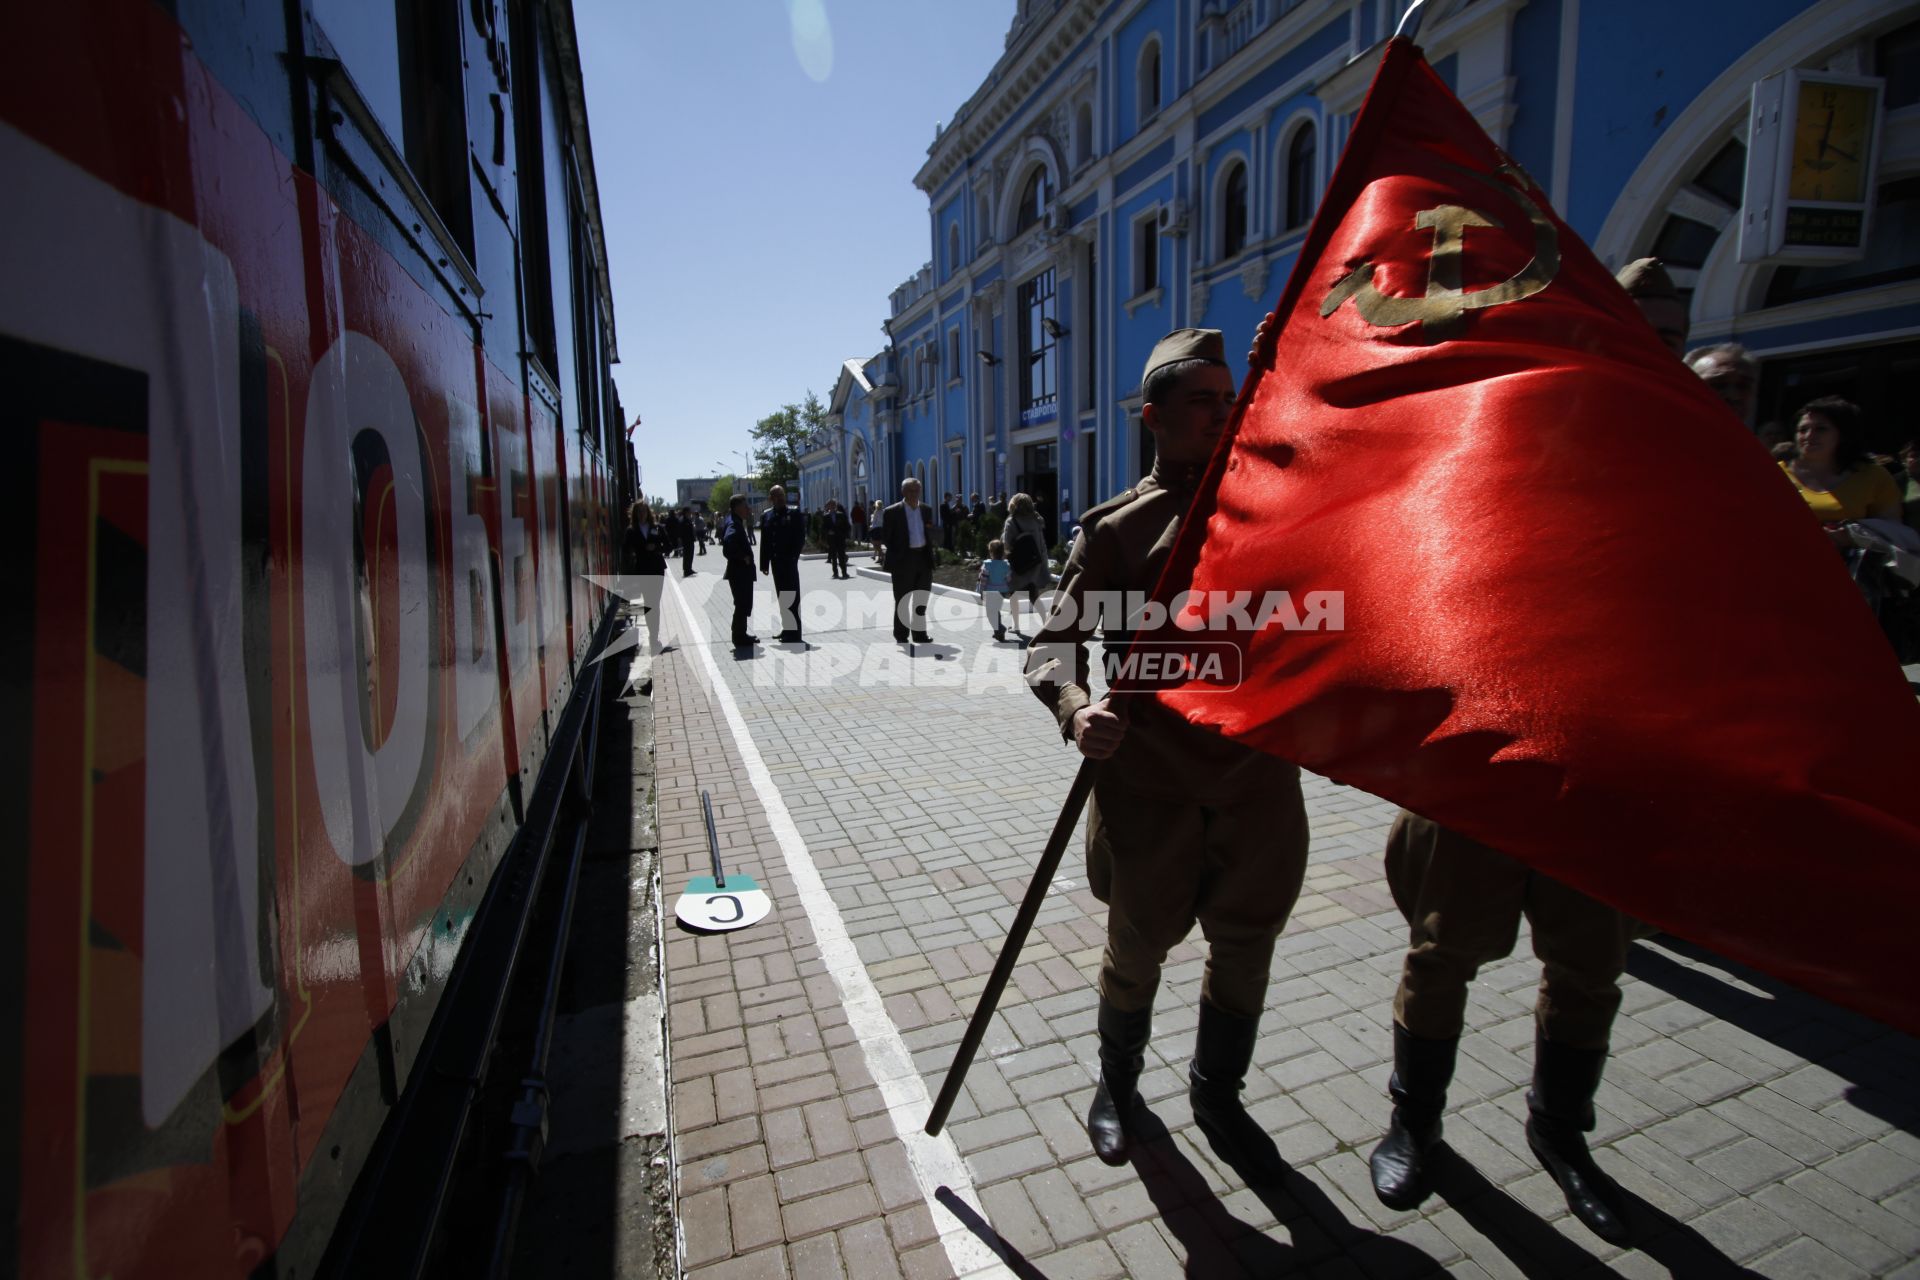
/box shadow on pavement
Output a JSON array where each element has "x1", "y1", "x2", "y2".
[
  {"x1": 1626, "y1": 938, "x2": 1920, "y2": 1137},
  {"x1": 1427, "y1": 1145, "x2": 1761, "y2": 1279},
  {"x1": 509, "y1": 628, "x2": 675, "y2": 1278},
  {"x1": 933, "y1": 1187, "x2": 1052, "y2": 1280},
  {"x1": 1125, "y1": 1109, "x2": 1445, "y2": 1277}
]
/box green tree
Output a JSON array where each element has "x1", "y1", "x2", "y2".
[
  {"x1": 709, "y1": 474, "x2": 734, "y2": 511},
  {"x1": 749, "y1": 389, "x2": 825, "y2": 492}
]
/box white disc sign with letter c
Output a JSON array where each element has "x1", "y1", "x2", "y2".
[{"x1": 674, "y1": 874, "x2": 772, "y2": 931}]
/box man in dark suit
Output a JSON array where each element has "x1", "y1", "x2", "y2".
[
  {"x1": 821, "y1": 500, "x2": 852, "y2": 579},
  {"x1": 881, "y1": 477, "x2": 934, "y2": 644},
  {"x1": 676, "y1": 507, "x2": 697, "y2": 577},
  {"x1": 720, "y1": 494, "x2": 756, "y2": 647},
  {"x1": 758, "y1": 484, "x2": 808, "y2": 643}
]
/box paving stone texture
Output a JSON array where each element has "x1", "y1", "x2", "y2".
[{"x1": 645, "y1": 561, "x2": 1920, "y2": 1279}]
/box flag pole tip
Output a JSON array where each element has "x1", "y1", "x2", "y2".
[{"x1": 1394, "y1": 0, "x2": 1432, "y2": 41}]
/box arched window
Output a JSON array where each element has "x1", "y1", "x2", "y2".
[
  {"x1": 1075, "y1": 103, "x2": 1094, "y2": 166},
  {"x1": 1016, "y1": 166, "x2": 1049, "y2": 234},
  {"x1": 1138, "y1": 39, "x2": 1162, "y2": 123},
  {"x1": 1222, "y1": 162, "x2": 1249, "y2": 259},
  {"x1": 1285, "y1": 122, "x2": 1317, "y2": 230}
]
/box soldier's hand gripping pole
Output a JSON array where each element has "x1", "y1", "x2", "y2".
[{"x1": 925, "y1": 757, "x2": 1097, "y2": 1135}]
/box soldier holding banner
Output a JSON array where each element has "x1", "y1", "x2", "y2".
[{"x1": 1025, "y1": 328, "x2": 1309, "y2": 1180}]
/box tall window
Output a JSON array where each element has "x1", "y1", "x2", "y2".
[
  {"x1": 1222, "y1": 162, "x2": 1249, "y2": 259},
  {"x1": 397, "y1": 0, "x2": 473, "y2": 257},
  {"x1": 948, "y1": 224, "x2": 961, "y2": 274},
  {"x1": 1285, "y1": 123, "x2": 1318, "y2": 230},
  {"x1": 948, "y1": 327, "x2": 961, "y2": 374},
  {"x1": 1076, "y1": 103, "x2": 1094, "y2": 166},
  {"x1": 1018, "y1": 268, "x2": 1058, "y2": 411},
  {"x1": 1083, "y1": 241, "x2": 1098, "y2": 410},
  {"x1": 1017, "y1": 166, "x2": 1050, "y2": 235},
  {"x1": 1139, "y1": 39, "x2": 1162, "y2": 122},
  {"x1": 1135, "y1": 218, "x2": 1158, "y2": 295},
  {"x1": 509, "y1": 0, "x2": 555, "y2": 370}
]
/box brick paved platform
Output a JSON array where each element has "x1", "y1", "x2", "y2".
[{"x1": 644, "y1": 560, "x2": 1920, "y2": 1279}]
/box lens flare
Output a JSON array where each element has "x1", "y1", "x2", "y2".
[{"x1": 786, "y1": 0, "x2": 833, "y2": 83}]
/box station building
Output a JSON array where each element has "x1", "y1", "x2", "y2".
[{"x1": 828, "y1": 0, "x2": 1920, "y2": 538}]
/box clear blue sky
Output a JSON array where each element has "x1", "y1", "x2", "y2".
[{"x1": 576, "y1": 0, "x2": 1016, "y2": 498}]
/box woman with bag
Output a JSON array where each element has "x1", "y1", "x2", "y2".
[
  {"x1": 1000, "y1": 491, "x2": 1053, "y2": 639},
  {"x1": 621, "y1": 499, "x2": 670, "y2": 653}
]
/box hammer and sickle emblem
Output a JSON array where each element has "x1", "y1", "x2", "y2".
[{"x1": 1321, "y1": 162, "x2": 1560, "y2": 343}]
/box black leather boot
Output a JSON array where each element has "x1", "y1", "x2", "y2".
[
  {"x1": 1368, "y1": 1024, "x2": 1457, "y2": 1209},
  {"x1": 1527, "y1": 1035, "x2": 1632, "y2": 1245},
  {"x1": 1189, "y1": 1000, "x2": 1286, "y2": 1184},
  {"x1": 1086, "y1": 1000, "x2": 1153, "y2": 1165}
]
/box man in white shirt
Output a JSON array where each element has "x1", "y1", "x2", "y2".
[{"x1": 881, "y1": 478, "x2": 935, "y2": 644}]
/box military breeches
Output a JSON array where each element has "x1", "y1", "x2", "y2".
[
  {"x1": 1386, "y1": 811, "x2": 1628, "y2": 1050},
  {"x1": 1088, "y1": 774, "x2": 1309, "y2": 1018}
]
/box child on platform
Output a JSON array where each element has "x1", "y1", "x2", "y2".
[{"x1": 979, "y1": 538, "x2": 1013, "y2": 643}]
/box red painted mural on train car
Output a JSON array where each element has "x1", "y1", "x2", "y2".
[{"x1": 0, "y1": 3, "x2": 614, "y2": 1275}]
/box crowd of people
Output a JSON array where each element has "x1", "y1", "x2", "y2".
[{"x1": 624, "y1": 277, "x2": 1916, "y2": 666}]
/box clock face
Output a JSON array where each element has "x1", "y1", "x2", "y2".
[{"x1": 1789, "y1": 79, "x2": 1875, "y2": 204}]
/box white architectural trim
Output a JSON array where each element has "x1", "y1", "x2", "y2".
[
  {"x1": 917, "y1": 0, "x2": 1102, "y2": 193},
  {"x1": 1686, "y1": 279, "x2": 1920, "y2": 350},
  {"x1": 997, "y1": 134, "x2": 1067, "y2": 243}
]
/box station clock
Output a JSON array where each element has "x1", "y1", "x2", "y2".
[
  {"x1": 1788, "y1": 77, "x2": 1876, "y2": 204},
  {"x1": 1740, "y1": 69, "x2": 1885, "y2": 264}
]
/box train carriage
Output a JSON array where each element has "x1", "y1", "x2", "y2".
[{"x1": 0, "y1": 1, "x2": 632, "y2": 1274}]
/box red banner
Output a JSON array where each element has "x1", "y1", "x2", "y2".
[{"x1": 1153, "y1": 39, "x2": 1920, "y2": 1035}]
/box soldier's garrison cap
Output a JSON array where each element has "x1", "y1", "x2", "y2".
[
  {"x1": 1142, "y1": 327, "x2": 1228, "y2": 385},
  {"x1": 1614, "y1": 257, "x2": 1678, "y2": 301}
]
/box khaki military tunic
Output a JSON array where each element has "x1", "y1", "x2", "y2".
[{"x1": 1026, "y1": 462, "x2": 1309, "y2": 1017}]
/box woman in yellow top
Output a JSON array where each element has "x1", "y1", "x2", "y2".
[{"x1": 1778, "y1": 396, "x2": 1901, "y2": 546}]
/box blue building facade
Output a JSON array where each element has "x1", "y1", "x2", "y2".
[
  {"x1": 829, "y1": 0, "x2": 1920, "y2": 541},
  {"x1": 800, "y1": 353, "x2": 895, "y2": 514}
]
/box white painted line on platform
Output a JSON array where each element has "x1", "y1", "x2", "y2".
[{"x1": 664, "y1": 576, "x2": 1011, "y2": 1279}]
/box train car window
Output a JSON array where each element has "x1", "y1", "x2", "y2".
[
  {"x1": 397, "y1": 0, "x2": 475, "y2": 262},
  {"x1": 569, "y1": 193, "x2": 603, "y2": 453},
  {"x1": 312, "y1": 0, "x2": 406, "y2": 146},
  {"x1": 510, "y1": 1, "x2": 559, "y2": 376}
]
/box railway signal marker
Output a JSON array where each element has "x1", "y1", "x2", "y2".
[{"x1": 674, "y1": 789, "x2": 772, "y2": 932}]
